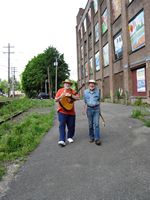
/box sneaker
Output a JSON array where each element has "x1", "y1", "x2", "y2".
[
  {"x1": 67, "y1": 138, "x2": 74, "y2": 143},
  {"x1": 89, "y1": 138, "x2": 94, "y2": 143},
  {"x1": 58, "y1": 141, "x2": 66, "y2": 147},
  {"x1": 95, "y1": 140, "x2": 102, "y2": 146}
]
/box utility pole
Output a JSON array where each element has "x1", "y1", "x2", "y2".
[
  {"x1": 47, "y1": 66, "x2": 51, "y2": 99},
  {"x1": 54, "y1": 57, "x2": 58, "y2": 95},
  {"x1": 3, "y1": 43, "x2": 15, "y2": 97},
  {"x1": 11, "y1": 67, "x2": 17, "y2": 98}
]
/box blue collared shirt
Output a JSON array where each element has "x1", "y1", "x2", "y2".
[{"x1": 83, "y1": 88, "x2": 100, "y2": 107}]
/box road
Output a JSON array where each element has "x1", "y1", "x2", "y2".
[{"x1": 0, "y1": 100, "x2": 150, "y2": 200}]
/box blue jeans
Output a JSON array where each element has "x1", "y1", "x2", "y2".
[
  {"x1": 86, "y1": 107, "x2": 101, "y2": 140},
  {"x1": 58, "y1": 112, "x2": 75, "y2": 142}
]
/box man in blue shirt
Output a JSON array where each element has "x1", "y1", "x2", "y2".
[{"x1": 83, "y1": 80, "x2": 101, "y2": 145}]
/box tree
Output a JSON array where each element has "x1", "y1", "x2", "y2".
[
  {"x1": 22, "y1": 46, "x2": 70, "y2": 98},
  {"x1": 0, "y1": 80, "x2": 8, "y2": 94},
  {"x1": 15, "y1": 80, "x2": 22, "y2": 91}
]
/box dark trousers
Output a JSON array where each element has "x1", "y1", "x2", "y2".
[{"x1": 58, "y1": 112, "x2": 76, "y2": 142}]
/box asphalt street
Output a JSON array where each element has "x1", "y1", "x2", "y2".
[{"x1": 0, "y1": 100, "x2": 150, "y2": 200}]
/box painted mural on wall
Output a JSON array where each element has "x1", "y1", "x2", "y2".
[
  {"x1": 129, "y1": 10, "x2": 145, "y2": 51},
  {"x1": 136, "y1": 68, "x2": 146, "y2": 92}
]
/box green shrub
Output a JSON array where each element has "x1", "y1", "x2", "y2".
[
  {"x1": 144, "y1": 120, "x2": 150, "y2": 127},
  {"x1": 134, "y1": 97, "x2": 142, "y2": 106},
  {"x1": 115, "y1": 88, "x2": 123, "y2": 100},
  {"x1": 131, "y1": 109, "x2": 143, "y2": 119}
]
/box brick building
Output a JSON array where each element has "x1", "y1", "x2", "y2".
[{"x1": 76, "y1": 0, "x2": 150, "y2": 103}]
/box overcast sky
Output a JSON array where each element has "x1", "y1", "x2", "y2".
[{"x1": 0, "y1": 0, "x2": 87, "y2": 81}]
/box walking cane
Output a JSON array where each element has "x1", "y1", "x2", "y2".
[{"x1": 100, "y1": 113, "x2": 105, "y2": 127}]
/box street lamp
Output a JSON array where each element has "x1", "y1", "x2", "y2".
[{"x1": 54, "y1": 57, "x2": 58, "y2": 95}]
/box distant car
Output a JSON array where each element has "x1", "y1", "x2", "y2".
[
  {"x1": 0, "y1": 91, "x2": 7, "y2": 97},
  {"x1": 38, "y1": 92, "x2": 49, "y2": 99}
]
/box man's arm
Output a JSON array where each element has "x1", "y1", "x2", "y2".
[
  {"x1": 71, "y1": 94, "x2": 80, "y2": 100},
  {"x1": 55, "y1": 89, "x2": 66, "y2": 102}
]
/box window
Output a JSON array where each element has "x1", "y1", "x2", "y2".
[
  {"x1": 81, "y1": 46, "x2": 83, "y2": 59},
  {"x1": 102, "y1": 9, "x2": 108, "y2": 34},
  {"x1": 84, "y1": 62, "x2": 88, "y2": 77},
  {"x1": 84, "y1": 18, "x2": 87, "y2": 32},
  {"x1": 103, "y1": 43, "x2": 109, "y2": 66},
  {"x1": 129, "y1": 0, "x2": 134, "y2": 3},
  {"x1": 112, "y1": 0, "x2": 121, "y2": 21},
  {"x1": 93, "y1": 0, "x2": 98, "y2": 13},
  {"x1": 114, "y1": 32, "x2": 123, "y2": 60},
  {"x1": 128, "y1": 10, "x2": 145, "y2": 52},
  {"x1": 81, "y1": 65, "x2": 84, "y2": 78},
  {"x1": 89, "y1": 57, "x2": 93, "y2": 74},
  {"x1": 95, "y1": 51, "x2": 100, "y2": 71},
  {"x1": 94, "y1": 23, "x2": 99, "y2": 42},
  {"x1": 80, "y1": 26, "x2": 83, "y2": 39},
  {"x1": 88, "y1": 8, "x2": 92, "y2": 23},
  {"x1": 84, "y1": 40, "x2": 87, "y2": 55},
  {"x1": 89, "y1": 32, "x2": 92, "y2": 50}
]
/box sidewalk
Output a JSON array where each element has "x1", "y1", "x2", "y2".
[{"x1": 1, "y1": 100, "x2": 150, "y2": 200}]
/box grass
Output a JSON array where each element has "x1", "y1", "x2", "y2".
[
  {"x1": 0, "y1": 98, "x2": 54, "y2": 122},
  {"x1": 131, "y1": 103, "x2": 150, "y2": 127},
  {"x1": 0, "y1": 98, "x2": 55, "y2": 180},
  {"x1": 0, "y1": 163, "x2": 6, "y2": 181},
  {"x1": 0, "y1": 98, "x2": 32, "y2": 121}
]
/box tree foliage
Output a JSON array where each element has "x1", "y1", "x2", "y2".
[
  {"x1": 0, "y1": 80, "x2": 8, "y2": 94},
  {"x1": 22, "y1": 46, "x2": 70, "y2": 98}
]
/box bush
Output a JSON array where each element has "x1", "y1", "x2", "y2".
[
  {"x1": 115, "y1": 88, "x2": 123, "y2": 100},
  {"x1": 134, "y1": 97, "x2": 142, "y2": 106},
  {"x1": 144, "y1": 120, "x2": 150, "y2": 127},
  {"x1": 131, "y1": 109, "x2": 143, "y2": 119}
]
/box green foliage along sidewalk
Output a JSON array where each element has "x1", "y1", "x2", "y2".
[
  {"x1": 131, "y1": 99, "x2": 150, "y2": 127},
  {"x1": 0, "y1": 98, "x2": 55, "y2": 180}
]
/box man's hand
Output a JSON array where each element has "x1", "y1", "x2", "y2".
[
  {"x1": 82, "y1": 105, "x2": 87, "y2": 115},
  {"x1": 65, "y1": 93, "x2": 72, "y2": 97},
  {"x1": 60, "y1": 90, "x2": 67, "y2": 99}
]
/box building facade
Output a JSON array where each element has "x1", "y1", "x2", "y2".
[{"x1": 76, "y1": 0, "x2": 150, "y2": 103}]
